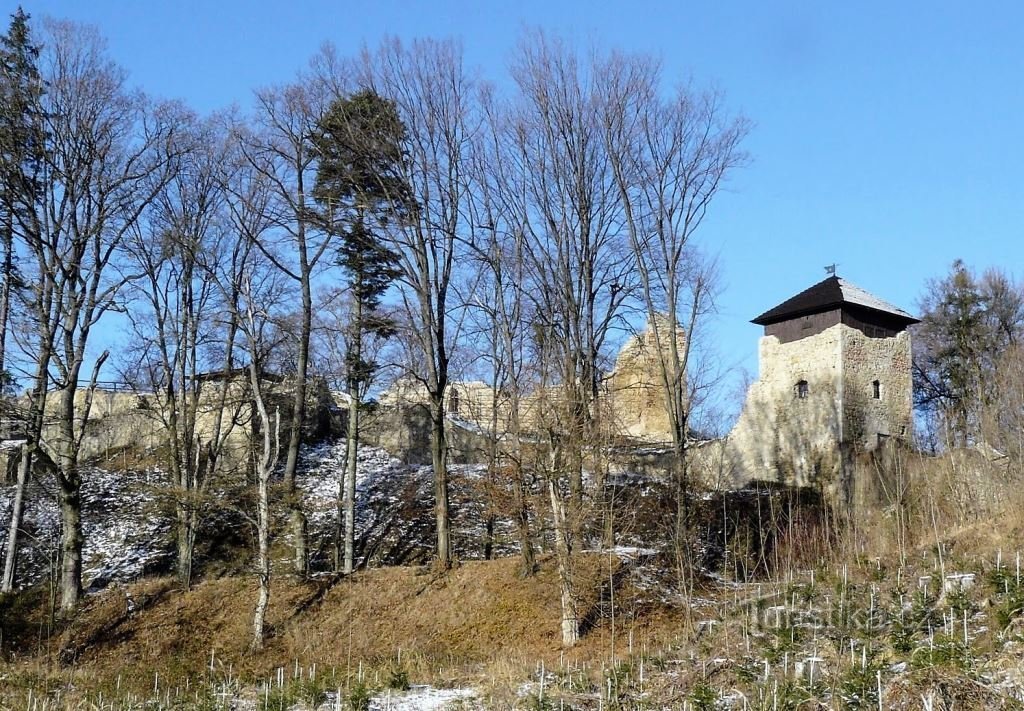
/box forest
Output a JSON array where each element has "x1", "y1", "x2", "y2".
[{"x1": 0, "y1": 6, "x2": 746, "y2": 646}]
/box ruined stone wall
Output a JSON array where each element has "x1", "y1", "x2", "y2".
[
  {"x1": 378, "y1": 319, "x2": 683, "y2": 444},
  {"x1": 606, "y1": 319, "x2": 685, "y2": 442},
  {"x1": 56, "y1": 385, "x2": 256, "y2": 464},
  {"x1": 33, "y1": 376, "x2": 332, "y2": 467},
  {"x1": 721, "y1": 325, "x2": 844, "y2": 491},
  {"x1": 713, "y1": 323, "x2": 914, "y2": 500},
  {"x1": 840, "y1": 327, "x2": 913, "y2": 449}
]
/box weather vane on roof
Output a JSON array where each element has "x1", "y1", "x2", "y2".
[{"x1": 824, "y1": 264, "x2": 837, "y2": 276}]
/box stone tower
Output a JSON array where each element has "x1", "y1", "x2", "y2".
[{"x1": 725, "y1": 275, "x2": 918, "y2": 494}]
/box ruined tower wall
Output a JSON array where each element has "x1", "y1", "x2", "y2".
[
  {"x1": 606, "y1": 319, "x2": 686, "y2": 442},
  {"x1": 840, "y1": 327, "x2": 913, "y2": 449},
  {"x1": 714, "y1": 322, "x2": 913, "y2": 496},
  {"x1": 721, "y1": 325, "x2": 844, "y2": 490}
]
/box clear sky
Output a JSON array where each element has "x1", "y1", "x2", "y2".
[{"x1": 15, "y1": 0, "x2": 1024, "y2": 405}]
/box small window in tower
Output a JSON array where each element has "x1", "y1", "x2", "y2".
[
  {"x1": 795, "y1": 380, "x2": 809, "y2": 399},
  {"x1": 448, "y1": 388, "x2": 460, "y2": 415},
  {"x1": 872, "y1": 380, "x2": 881, "y2": 399}
]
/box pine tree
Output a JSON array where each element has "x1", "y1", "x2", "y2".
[
  {"x1": 0, "y1": 6, "x2": 43, "y2": 594},
  {"x1": 313, "y1": 89, "x2": 411, "y2": 573},
  {"x1": 0, "y1": 6, "x2": 43, "y2": 392}
]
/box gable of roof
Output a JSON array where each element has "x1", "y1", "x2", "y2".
[{"x1": 751, "y1": 275, "x2": 919, "y2": 326}]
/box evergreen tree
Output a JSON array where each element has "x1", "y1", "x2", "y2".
[
  {"x1": 914, "y1": 259, "x2": 1024, "y2": 446},
  {"x1": 0, "y1": 7, "x2": 45, "y2": 594},
  {"x1": 313, "y1": 89, "x2": 411, "y2": 573},
  {"x1": 0, "y1": 6, "x2": 43, "y2": 393}
]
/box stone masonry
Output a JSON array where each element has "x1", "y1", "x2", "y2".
[{"x1": 715, "y1": 276, "x2": 917, "y2": 502}]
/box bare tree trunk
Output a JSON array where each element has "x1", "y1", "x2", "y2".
[
  {"x1": 431, "y1": 397, "x2": 451, "y2": 567},
  {"x1": 343, "y1": 376, "x2": 359, "y2": 575},
  {"x1": 252, "y1": 459, "x2": 271, "y2": 649},
  {"x1": 58, "y1": 472, "x2": 82, "y2": 612},
  {"x1": 176, "y1": 500, "x2": 193, "y2": 589},
  {"x1": 514, "y1": 470, "x2": 535, "y2": 576},
  {"x1": 56, "y1": 384, "x2": 82, "y2": 612},
  {"x1": 0, "y1": 228, "x2": 54, "y2": 594},
  {"x1": 549, "y1": 477, "x2": 578, "y2": 647},
  {"x1": 283, "y1": 266, "x2": 311, "y2": 576},
  {"x1": 249, "y1": 375, "x2": 280, "y2": 651},
  {"x1": 509, "y1": 392, "x2": 535, "y2": 576},
  {"x1": 1, "y1": 445, "x2": 29, "y2": 591}
]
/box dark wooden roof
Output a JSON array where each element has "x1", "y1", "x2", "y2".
[{"x1": 752, "y1": 276, "x2": 919, "y2": 326}]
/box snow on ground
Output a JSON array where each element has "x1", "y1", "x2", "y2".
[
  {"x1": 296, "y1": 439, "x2": 522, "y2": 565},
  {"x1": 368, "y1": 685, "x2": 476, "y2": 710},
  {"x1": 80, "y1": 466, "x2": 172, "y2": 590},
  {"x1": 0, "y1": 432, "x2": 670, "y2": 589},
  {"x1": 314, "y1": 685, "x2": 477, "y2": 711},
  {"x1": 584, "y1": 545, "x2": 658, "y2": 560},
  {"x1": 0, "y1": 466, "x2": 173, "y2": 590}
]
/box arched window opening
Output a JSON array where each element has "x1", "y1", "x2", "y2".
[
  {"x1": 448, "y1": 387, "x2": 460, "y2": 415},
  {"x1": 872, "y1": 380, "x2": 881, "y2": 399},
  {"x1": 795, "y1": 380, "x2": 809, "y2": 399}
]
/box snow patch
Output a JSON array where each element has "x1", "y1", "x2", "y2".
[{"x1": 368, "y1": 685, "x2": 476, "y2": 710}]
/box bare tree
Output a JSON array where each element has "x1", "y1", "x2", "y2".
[
  {"x1": 205, "y1": 141, "x2": 284, "y2": 649},
  {"x1": 242, "y1": 271, "x2": 283, "y2": 652},
  {"x1": 24, "y1": 20, "x2": 181, "y2": 610},
  {"x1": 601, "y1": 53, "x2": 748, "y2": 574},
  {"x1": 241, "y1": 76, "x2": 331, "y2": 576},
  {"x1": 358, "y1": 38, "x2": 477, "y2": 568},
  {"x1": 121, "y1": 116, "x2": 245, "y2": 589},
  {"x1": 466, "y1": 86, "x2": 537, "y2": 574},
  {"x1": 506, "y1": 32, "x2": 635, "y2": 645}
]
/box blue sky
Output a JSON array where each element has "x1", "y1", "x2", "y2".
[{"x1": 16, "y1": 0, "x2": 1024, "y2": 405}]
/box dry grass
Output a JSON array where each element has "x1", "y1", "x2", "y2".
[
  {"x1": 7, "y1": 449, "x2": 1024, "y2": 707},
  {"x1": 2, "y1": 551, "x2": 685, "y2": 700}
]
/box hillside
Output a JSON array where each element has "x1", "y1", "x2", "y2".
[
  {"x1": 2, "y1": 437, "x2": 1024, "y2": 708},
  {"x1": 4, "y1": 524, "x2": 1024, "y2": 709}
]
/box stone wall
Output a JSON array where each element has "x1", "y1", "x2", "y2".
[
  {"x1": 38, "y1": 384, "x2": 255, "y2": 465},
  {"x1": 840, "y1": 327, "x2": 913, "y2": 449},
  {"x1": 715, "y1": 323, "x2": 913, "y2": 502},
  {"x1": 377, "y1": 319, "x2": 684, "y2": 444},
  {"x1": 26, "y1": 376, "x2": 336, "y2": 467},
  {"x1": 722, "y1": 324, "x2": 844, "y2": 490},
  {"x1": 606, "y1": 318, "x2": 685, "y2": 442}
]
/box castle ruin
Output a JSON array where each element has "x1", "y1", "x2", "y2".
[{"x1": 720, "y1": 275, "x2": 918, "y2": 498}]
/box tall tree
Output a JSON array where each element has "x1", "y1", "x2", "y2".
[
  {"x1": 26, "y1": 19, "x2": 180, "y2": 610},
  {"x1": 359, "y1": 38, "x2": 477, "y2": 568},
  {"x1": 0, "y1": 6, "x2": 41, "y2": 390},
  {"x1": 601, "y1": 53, "x2": 748, "y2": 575},
  {"x1": 0, "y1": 6, "x2": 44, "y2": 594},
  {"x1": 507, "y1": 33, "x2": 635, "y2": 645},
  {"x1": 914, "y1": 260, "x2": 1024, "y2": 447},
  {"x1": 242, "y1": 78, "x2": 330, "y2": 575},
  {"x1": 122, "y1": 117, "x2": 243, "y2": 589},
  {"x1": 312, "y1": 89, "x2": 408, "y2": 574},
  {"x1": 467, "y1": 86, "x2": 537, "y2": 575},
  {"x1": 240, "y1": 262, "x2": 284, "y2": 651},
  {"x1": 206, "y1": 142, "x2": 281, "y2": 650}
]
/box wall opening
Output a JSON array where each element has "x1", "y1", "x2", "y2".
[
  {"x1": 795, "y1": 380, "x2": 809, "y2": 399},
  {"x1": 872, "y1": 380, "x2": 881, "y2": 399},
  {"x1": 448, "y1": 388, "x2": 460, "y2": 415}
]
